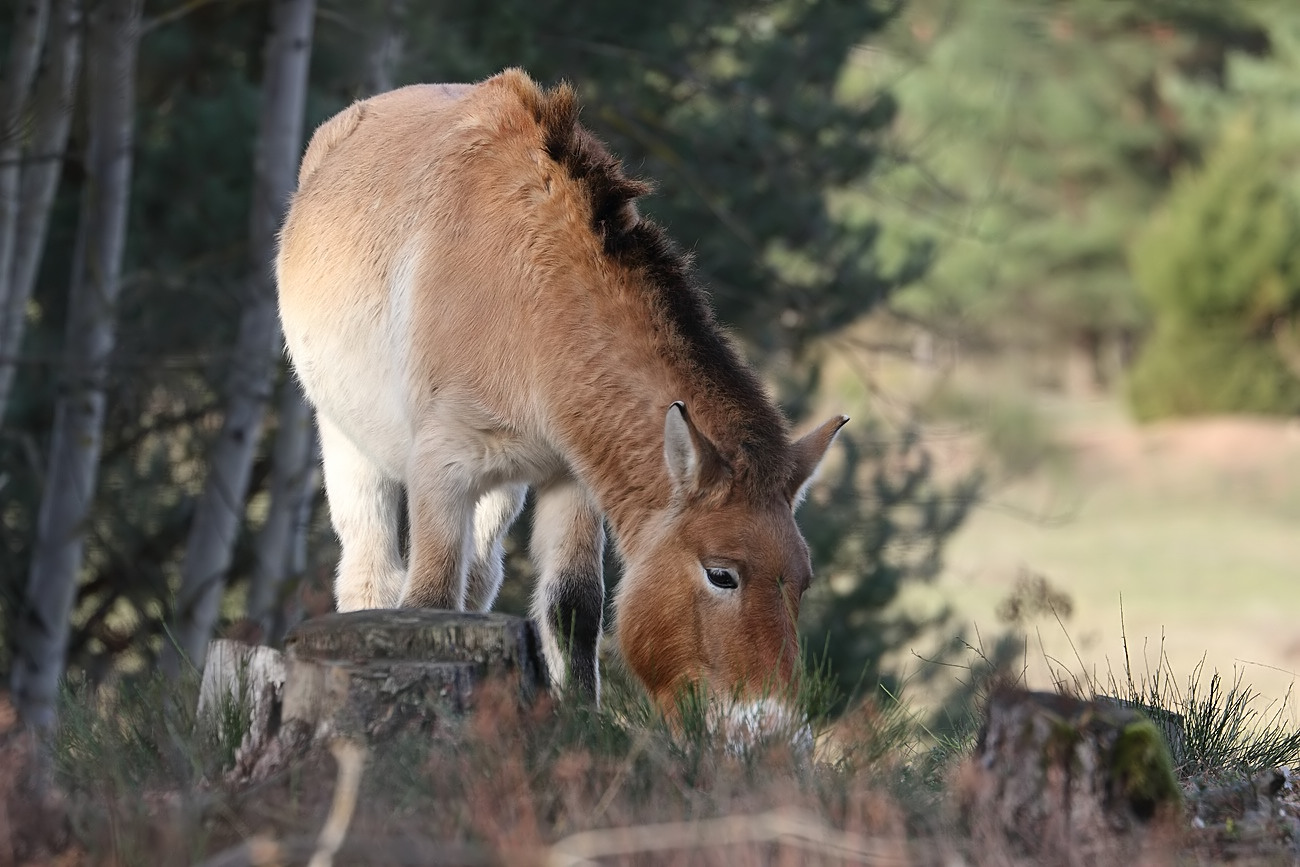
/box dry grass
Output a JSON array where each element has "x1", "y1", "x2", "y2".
[
  {"x1": 0, "y1": 695, "x2": 83, "y2": 865},
  {"x1": 0, "y1": 641, "x2": 1289, "y2": 866},
  {"x1": 17, "y1": 662, "x2": 938, "y2": 865}
]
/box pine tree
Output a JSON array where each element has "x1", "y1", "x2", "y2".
[
  {"x1": 1127, "y1": 123, "x2": 1300, "y2": 419},
  {"x1": 862, "y1": 0, "x2": 1269, "y2": 383}
]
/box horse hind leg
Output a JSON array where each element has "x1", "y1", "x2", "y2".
[
  {"x1": 530, "y1": 477, "x2": 605, "y2": 699},
  {"x1": 318, "y1": 415, "x2": 406, "y2": 611},
  {"x1": 399, "y1": 425, "x2": 479, "y2": 610},
  {"x1": 464, "y1": 483, "x2": 529, "y2": 612}
]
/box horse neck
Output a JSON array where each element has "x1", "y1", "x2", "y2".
[
  {"x1": 531, "y1": 276, "x2": 728, "y2": 555},
  {"x1": 543, "y1": 356, "x2": 680, "y2": 558}
]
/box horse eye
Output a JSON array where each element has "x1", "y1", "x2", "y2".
[{"x1": 705, "y1": 567, "x2": 739, "y2": 590}]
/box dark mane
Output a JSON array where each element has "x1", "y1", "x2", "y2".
[{"x1": 537, "y1": 82, "x2": 792, "y2": 493}]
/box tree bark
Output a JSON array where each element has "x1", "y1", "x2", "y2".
[
  {"x1": 0, "y1": 0, "x2": 50, "y2": 296},
  {"x1": 959, "y1": 688, "x2": 1183, "y2": 866},
  {"x1": 247, "y1": 389, "x2": 317, "y2": 639},
  {"x1": 9, "y1": 0, "x2": 142, "y2": 732},
  {"x1": 165, "y1": 0, "x2": 316, "y2": 676},
  {"x1": 0, "y1": 0, "x2": 51, "y2": 409},
  {"x1": 197, "y1": 611, "x2": 548, "y2": 781},
  {"x1": 0, "y1": 0, "x2": 83, "y2": 418},
  {"x1": 246, "y1": 0, "x2": 405, "y2": 644},
  {"x1": 282, "y1": 611, "x2": 548, "y2": 742},
  {"x1": 198, "y1": 638, "x2": 288, "y2": 765},
  {"x1": 361, "y1": 0, "x2": 405, "y2": 96}
]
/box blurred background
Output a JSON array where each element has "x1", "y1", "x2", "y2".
[{"x1": 2, "y1": 0, "x2": 1297, "y2": 729}]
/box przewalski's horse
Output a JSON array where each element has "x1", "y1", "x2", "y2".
[{"x1": 277, "y1": 69, "x2": 848, "y2": 723}]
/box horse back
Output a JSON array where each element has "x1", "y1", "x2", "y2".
[{"x1": 277, "y1": 72, "x2": 586, "y2": 468}]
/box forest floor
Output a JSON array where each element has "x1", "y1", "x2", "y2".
[{"x1": 3, "y1": 671, "x2": 1298, "y2": 867}]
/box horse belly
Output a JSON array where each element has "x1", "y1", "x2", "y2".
[
  {"x1": 282, "y1": 299, "x2": 412, "y2": 478},
  {"x1": 284, "y1": 286, "x2": 561, "y2": 490}
]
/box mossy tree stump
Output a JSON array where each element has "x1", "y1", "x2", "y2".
[
  {"x1": 960, "y1": 688, "x2": 1183, "y2": 864},
  {"x1": 198, "y1": 610, "x2": 547, "y2": 777}
]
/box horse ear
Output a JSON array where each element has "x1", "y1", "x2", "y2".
[
  {"x1": 663, "y1": 402, "x2": 727, "y2": 496},
  {"x1": 786, "y1": 415, "x2": 849, "y2": 510}
]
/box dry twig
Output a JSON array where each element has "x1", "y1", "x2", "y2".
[
  {"x1": 194, "y1": 739, "x2": 368, "y2": 867},
  {"x1": 308, "y1": 739, "x2": 368, "y2": 867},
  {"x1": 546, "y1": 807, "x2": 905, "y2": 866}
]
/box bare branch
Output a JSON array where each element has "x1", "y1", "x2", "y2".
[
  {"x1": 141, "y1": 0, "x2": 257, "y2": 35},
  {"x1": 308, "y1": 739, "x2": 368, "y2": 867},
  {"x1": 547, "y1": 808, "x2": 904, "y2": 865}
]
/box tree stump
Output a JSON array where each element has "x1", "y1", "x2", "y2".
[
  {"x1": 282, "y1": 609, "x2": 547, "y2": 741},
  {"x1": 1095, "y1": 694, "x2": 1187, "y2": 770},
  {"x1": 959, "y1": 688, "x2": 1183, "y2": 865},
  {"x1": 197, "y1": 610, "x2": 547, "y2": 778},
  {"x1": 198, "y1": 639, "x2": 288, "y2": 761}
]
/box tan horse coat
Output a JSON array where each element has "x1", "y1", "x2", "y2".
[{"x1": 277, "y1": 69, "x2": 846, "y2": 712}]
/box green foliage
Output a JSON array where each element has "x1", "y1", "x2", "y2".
[
  {"x1": 1175, "y1": 670, "x2": 1300, "y2": 781},
  {"x1": 863, "y1": 0, "x2": 1227, "y2": 347},
  {"x1": 1107, "y1": 645, "x2": 1300, "y2": 782},
  {"x1": 839, "y1": 0, "x2": 1300, "y2": 419},
  {"x1": 798, "y1": 421, "x2": 981, "y2": 702},
  {"x1": 1132, "y1": 128, "x2": 1300, "y2": 328},
  {"x1": 54, "y1": 670, "x2": 211, "y2": 793},
  {"x1": 1127, "y1": 126, "x2": 1300, "y2": 420},
  {"x1": 2, "y1": 0, "x2": 963, "y2": 709},
  {"x1": 1127, "y1": 323, "x2": 1300, "y2": 420}
]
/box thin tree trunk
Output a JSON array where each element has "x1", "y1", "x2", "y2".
[
  {"x1": 246, "y1": 0, "x2": 406, "y2": 643},
  {"x1": 0, "y1": 0, "x2": 84, "y2": 418},
  {"x1": 164, "y1": 0, "x2": 316, "y2": 676},
  {"x1": 247, "y1": 386, "x2": 316, "y2": 637},
  {"x1": 362, "y1": 0, "x2": 405, "y2": 95},
  {"x1": 264, "y1": 436, "x2": 323, "y2": 644},
  {"x1": 281, "y1": 438, "x2": 321, "y2": 626},
  {"x1": 9, "y1": 0, "x2": 142, "y2": 732},
  {"x1": 0, "y1": 0, "x2": 51, "y2": 392}
]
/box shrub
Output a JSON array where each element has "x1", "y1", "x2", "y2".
[
  {"x1": 1127, "y1": 322, "x2": 1300, "y2": 420},
  {"x1": 1127, "y1": 122, "x2": 1300, "y2": 420}
]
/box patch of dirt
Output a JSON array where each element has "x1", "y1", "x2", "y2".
[{"x1": 1066, "y1": 416, "x2": 1300, "y2": 479}]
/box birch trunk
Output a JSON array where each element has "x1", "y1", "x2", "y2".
[
  {"x1": 9, "y1": 0, "x2": 141, "y2": 732},
  {"x1": 165, "y1": 0, "x2": 316, "y2": 676},
  {"x1": 0, "y1": 0, "x2": 50, "y2": 404},
  {"x1": 362, "y1": 0, "x2": 405, "y2": 95},
  {"x1": 245, "y1": 0, "x2": 407, "y2": 644},
  {"x1": 246, "y1": 387, "x2": 317, "y2": 640},
  {"x1": 0, "y1": 0, "x2": 84, "y2": 418},
  {"x1": 275, "y1": 430, "x2": 323, "y2": 640}
]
